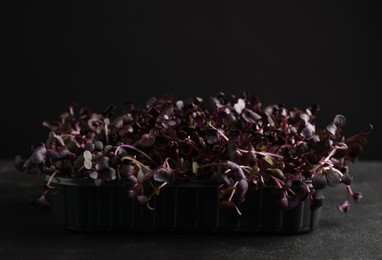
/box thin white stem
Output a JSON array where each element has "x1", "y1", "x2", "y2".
[
  {"x1": 344, "y1": 133, "x2": 362, "y2": 143},
  {"x1": 69, "y1": 106, "x2": 74, "y2": 116},
  {"x1": 269, "y1": 175, "x2": 283, "y2": 189},
  {"x1": 39, "y1": 170, "x2": 60, "y2": 200},
  {"x1": 46, "y1": 170, "x2": 59, "y2": 187},
  {"x1": 324, "y1": 147, "x2": 337, "y2": 162},
  {"x1": 197, "y1": 162, "x2": 228, "y2": 169},
  {"x1": 207, "y1": 122, "x2": 229, "y2": 141},
  {"x1": 60, "y1": 134, "x2": 76, "y2": 139},
  {"x1": 104, "y1": 119, "x2": 109, "y2": 144},
  {"x1": 146, "y1": 201, "x2": 155, "y2": 211},
  {"x1": 121, "y1": 156, "x2": 152, "y2": 171},
  {"x1": 158, "y1": 182, "x2": 168, "y2": 190},
  {"x1": 237, "y1": 148, "x2": 284, "y2": 159},
  {"x1": 228, "y1": 181, "x2": 239, "y2": 201},
  {"x1": 115, "y1": 144, "x2": 156, "y2": 164},
  {"x1": 233, "y1": 203, "x2": 242, "y2": 216}
]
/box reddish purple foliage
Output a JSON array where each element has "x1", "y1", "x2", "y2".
[{"x1": 15, "y1": 93, "x2": 372, "y2": 213}]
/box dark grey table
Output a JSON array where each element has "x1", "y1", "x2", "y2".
[{"x1": 1, "y1": 160, "x2": 381, "y2": 259}]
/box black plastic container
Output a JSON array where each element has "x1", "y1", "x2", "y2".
[{"x1": 48, "y1": 177, "x2": 322, "y2": 234}]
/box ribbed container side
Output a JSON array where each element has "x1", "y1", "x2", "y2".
[{"x1": 49, "y1": 179, "x2": 322, "y2": 234}]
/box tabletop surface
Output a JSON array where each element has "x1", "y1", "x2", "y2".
[{"x1": 1, "y1": 160, "x2": 381, "y2": 259}]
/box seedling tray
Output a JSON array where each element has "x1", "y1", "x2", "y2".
[{"x1": 48, "y1": 177, "x2": 322, "y2": 234}]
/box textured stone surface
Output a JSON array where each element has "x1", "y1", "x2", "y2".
[{"x1": 0, "y1": 160, "x2": 381, "y2": 259}]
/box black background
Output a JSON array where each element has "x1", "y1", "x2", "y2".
[{"x1": 3, "y1": 1, "x2": 381, "y2": 160}]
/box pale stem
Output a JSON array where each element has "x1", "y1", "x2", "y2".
[{"x1": 115, "y1": 144, "x2": 156, "y2": 164}]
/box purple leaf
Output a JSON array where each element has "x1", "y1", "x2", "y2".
[
  {"x1": 107, "y1": 168, "x2": 116, "y2": 180},
  {"x1": 288, "y1": 197, "x2": 299, "y2": 210},
  {"x1": 362, "y1": 124, "x2": 373, "y2": 135},
  {"x1": 30, "y1": 196, "x2": 51, "y2": 211},
  {"x1": 14, "y1": 155, "x2": 26, "y2": 171},
  {"x1": 58, "y1": 149, "x2": 70, "y2": 159},
  {"x1": 94, "y1": 141, "x2": 104, "y2": 151},
  {"x1": 120, "y1": 165, "x2": 135, "y2": 177},
  {"x1": 136, "y1": 195, "x2": 148, "y2": 204},
  {"x1": 101, "y1": 105, "x2": 116, "y2": 117},
  {"x1": 55, "y1": 135, "x2": 65, "y2": 147},
  {"x1": 310, "y1": 197, "x2": 324, "y2": 211},
  {"x1": 127, "y1": 190, "x2": 137, "y2": 199},
  {"x1": 333, "y1": 115, "x2": 346, "y2": 128},
  {"x1": 341, "y1": 174, "x2": 353, "y2": 185},
  {"x1": 290, "y1": 180, "x2": 310, "y2": 200},
  {"x1": 337, "y1": 200, "x2": 350, "y2": 214},
  {"x1": 31, "y1": 146, "x2": 47, "y2": 164},
  {"x1": 283, "y1": 180, "x2": 293, "y2": 191},
  {"x1": 139, "y1": 134, "x2": 155, "y2": 147},
  {"x1": 126, "y1": 176, "x2": 138, "y2": 187},
  {"x1": 153, "y1": 168, "x2": 173, "y2": 182},
  {"x1": 347, "y1": 143, "x2": 363, "y2": 162},
  {"x1": 352, "y1": 192, "x2": 363, "y2": 202},
  {"x1": 242, "y1": 109, "x2": 261, "y2": 123},
  {"x1": 276, "y1": 196, "x2": 289, "y2": 210},
  {"x1": 325, "y1": 170, "x2": 341, "y2": 187},
  {"x1": 46, "y1": 149, "x2": 59, "y2": 160},
  {"x1": 206, "y1": 129, "x2": 219, "y2": 144},
  {"x1": 89, "y1": 171, "x2": 98, "y2": 179},
  {"x1": 312, "y1": 173, "x2": 327, "y2": 190},
  {"x1": 326, "y1": 122, "x2": 337, "y2": 136},
  {"x1": 301, "y1": 127, "x2": 313, "y2": 139},
  {"x1": 226, "y1": 161, "x2": 245, "y2": 179},
  {"x1": 237, "y1": 179, "x2": 248, "y2": 192},
  {"x1": 177, "y1": 131, "x2": 188, "y2": 142},
  {"x1": 84, "y1": 143, "x2": 95, "y2": 152},
  {"x1": 95, "y1": 157, "x2": 110, "y2": 172}
]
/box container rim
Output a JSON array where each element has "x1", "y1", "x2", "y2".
[{"x1": 43, "y1": 173, "x2": 312, "y2": 188}]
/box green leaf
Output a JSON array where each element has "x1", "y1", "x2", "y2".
[
  {"x1": 251, "y1": 165, "x2": 260, "y2": 174},
  {"x1": 258, "y1": 145, "x2": 266, "y2": 151},
  {"x1": 217, "y1": 185, "x2": 236, "y2": 198},
  {"x1": 264, "y1": 156, "x2": 274, "y2": 166},
  {"x1": 137, "y1": 168, "x2": 146, "y2": 183},
  {"x1": 42, "y1": 165, "x2": 56, "y2": 174},
  {"x1": 150, "y1": 182, "x2": 160, "y2": 196},
  {"x1": 266, "y1": 168, "x2": 286, "y2": 181},
  {"x1": 192, "y1": 161, "x2": 199, "y2": 175}
]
